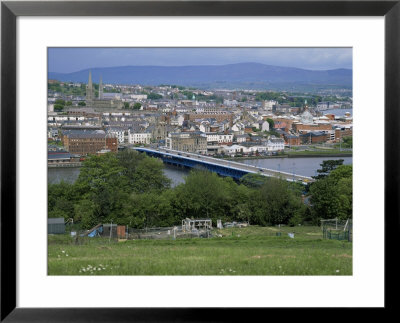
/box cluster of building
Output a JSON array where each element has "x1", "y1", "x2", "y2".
[{"x1": 48, "y1": 71, "x2": 353, "y2": 161}]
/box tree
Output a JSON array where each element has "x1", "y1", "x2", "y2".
[
  {"x1": 78, "y1": 101, "x2": 86, "y2": 106},
  {"x1": 65, "y1": 101, "x2": 72, "y2": 106},
  {"x1": 131, "y1": 157, "x2": 171, "y2": 193},
  {"x1": 48, "y1": 181, "x2": 79, "y2": 220},
  {"x1": 182, "y1": 90, "x2": 194, "y2": 99},
  {"x1": 133, "y1": 102, "x2": 142, "y2": 110},
  {"x1": 342, "y1": 136, "x2": 353, "y2": 148},
  {"x1": 147, "y1": 93, "x2": 162, "y2": 100},
  {"x1": 116, "y1": 149, "x2": 148, "y2": 187},
  {"x1": 249, "y1": 178, "x2": 305, "y2": 225},
  {"x1": 55, "y1": 99, "x2": 65, "y2": 106},
  {"x1": 312, "y1": 159, "x2": 344, "y2": 180},
  {"x1": 54, "y1": 104, "x2": 64, "y2": 112},
  {"x1": 123, "y1": 102, "x2": 130, "y2": 109},
  {"x1": 172, "y1": 170, "x2": 233, "y2": 224},
  {"x1": 240, "y1": 173, "x2": 268, "y2": 188},
  {"x1": 74, "y1": 199, "x2": 97, "y2": 229},
  {"x1": 74, "y1": 153, "x2": 129, "y2": 223},
  {"x1": 309, "y1": 165, "x2": 352, "y2": 221},
  {"x1": 75, "y1": 153, "x2": 128, "y2": 193},
  {"x1": 266, "y1": 118, "x2": 274, "y2": 129}
]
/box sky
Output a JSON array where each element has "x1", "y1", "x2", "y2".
[{"x1": 48, "y1": 48, "x2": 352, "y2": 73}]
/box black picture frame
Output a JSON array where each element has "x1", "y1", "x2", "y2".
[{"x1": 1, "y1": 1, "x2": 398, "y2": 321}]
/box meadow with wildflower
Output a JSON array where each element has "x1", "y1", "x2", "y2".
[{"x1": 48, "y1": 226, "x2": 352, "y2": 275}]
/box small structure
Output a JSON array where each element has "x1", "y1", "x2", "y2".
[
  {"x1": 102, "y1": 223, "x2": 118, "y2": 238},
  {"x1": 321, "y1": 218, "x2": 352, "y2": 241},
  {"x1": 223, "y1": 221, "x2": 249, "y2": 228},
  {"x1": 182, "y1": 218, "x2": 212, "y2": 232},
  {"x1": 48, "y1": 217, "x2": 65, "y2": 234},
  {"x1": 83, "y1": 224, "x2": 103, "y2": 237},
  {"x1": 117, "y1": 225, "x2": 126, "y2": 239}
]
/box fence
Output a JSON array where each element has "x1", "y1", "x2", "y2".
[
  {"x1": 66, "y1": 224, "x2": 213, "y2": 241},
  {"x1": 128, "y1": 226, "x2": 212, "y2": 240},
  {"x1": 321, "y1": 218, "x2": 352, "y2": 242}
]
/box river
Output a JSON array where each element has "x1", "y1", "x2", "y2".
[
  {"x1": 238, "y1": 156, "x2": 352, "y2": 178},
  {"x1": 48, "y1": 156, "x2": 352, "y2": 186}
]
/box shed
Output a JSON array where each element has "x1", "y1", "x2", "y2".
[
  {"x1": 48, "y1": 217, "x2": 65, "y2": 234},
  {"x1": 102, "y1": 223, "x2": 118, "y2": 237}
]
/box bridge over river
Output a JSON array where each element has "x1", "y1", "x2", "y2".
[{"x1": 133, "y1": 147, "x2": 314, "y2": 184}]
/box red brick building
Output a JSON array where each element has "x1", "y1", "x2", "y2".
[
  {"x1": 63, "y1": 132, "x2": 118, "y2": 155},
  {"x1": 300, "y1": 132, "x2": 328, "y2": 144},
  {"x1": 292, "y1": 122, "x2": 332, "y2": 133},
  {"x1": 335, "y1": 128, "x2": 353, "y2": 142},
  {"x1": 285, "y1": 135, "x2": 301, "y2": 146}
]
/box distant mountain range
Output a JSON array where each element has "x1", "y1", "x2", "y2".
[{"x1": 49, "y1": 63, "x2": 352, "y2": 90}]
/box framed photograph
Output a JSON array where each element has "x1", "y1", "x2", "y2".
[{"x1": 1, "y1": 0, "x2": 398, "y2": 321}]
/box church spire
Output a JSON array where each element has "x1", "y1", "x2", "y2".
[
  {"x1": 86, "y1": 70, "x2": 94, "y2": 106},
  {"x1": 99, "y1": 75, "x2": 103, "y2": 99}
]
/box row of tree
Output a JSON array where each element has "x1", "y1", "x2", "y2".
[{"x1": 48, "y1": 150, "x2": 352, "y2": 229}]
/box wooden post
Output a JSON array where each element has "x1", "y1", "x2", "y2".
[{"x1": 109, "y1": 220, "x2": 113, "y2": 242}]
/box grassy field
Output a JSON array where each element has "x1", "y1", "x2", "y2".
[{"x1": 48, "y1": 226, "x2": 352, "y2": 276}]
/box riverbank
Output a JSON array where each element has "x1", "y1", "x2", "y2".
[
  {"x1": 48, "y1": 155, "x2": 352, "y2": 185},
  {"x1": 286, "y1": 152, "x2": 353, "y2": 158},
  {"x1": 223, "y1": 151, "x2": 352, "y2": 161},
  {"x1": 48, "y1": 162, "x2": 82, "y2": 168}
]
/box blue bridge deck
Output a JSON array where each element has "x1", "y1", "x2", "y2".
[{"x1": 134, "y1": 147, "x2": 314, "y2": 184}]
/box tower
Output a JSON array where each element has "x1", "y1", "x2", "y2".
[
  {"x1": 86, "y1": 70, "x2": 94, "y2": 106},
  {"x1": 99, "y1": 75, "x2": 103, "y2": 99}
]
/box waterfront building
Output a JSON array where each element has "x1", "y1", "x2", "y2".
[
  {"x1": 166, "y1": 132, "x2": 207, "y2": 154},
  {"x1": 128, "y1": 131, "x2": 152, "y2": 145},
  {"x1": 267, "y1": 136, "x2": 285, "y2": 152},
  {"x1": 62, "y1": 130, "x2": 118, "y2": 155},
  {"x1": 300, "y1": 131, "x2": 328, "y2": 144}
]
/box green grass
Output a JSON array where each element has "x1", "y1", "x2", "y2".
[
  {"x1": 48, "y1": 226, "x2": 352, "y2": 276},
  {"x1": 286, "y1": 149, "x2": 352, "y2": 156}
]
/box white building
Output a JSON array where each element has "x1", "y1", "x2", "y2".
[
  {"x1": 223, "y1": 99, "x2": 238, "y2": 107},
  {"x1": 267, "y1": 137, "x2": 285, "y2": 151},
  {"x1": 130, "y1": 94, "x2": 147, "y2": 100},
  {"x1": 205, "y1": 133, "x2": 219, "y2": 143},
  {"x1": 107, "y1": 128, "x2": 126, "y2": 144},
  {"x1": 247, "y1": 145, "x2": 268, "y2": 153},
  {"x1": 263, "y1": 100, "x2": 277, "y2": 110},
  {"x1": 259, "y1": 120, "x2": 270, "y2": 132},
  {"x1": 218, "y1": 133, "x2": 233, "y2": 144},
  {"x1": 170, "y1": 115, "x2": 185, "y2": 126},
  {"x1": 128, "y1": 132, "x2": 152, "y2": 145},
  {"x1": 205, "y1": 133, "x2": 233, "y2": 144},
  {"x1": 222, "y1": 144, "x2": 246, "y2": 156},
  {"x1": 199, "y1": 122, "x2": 210, "y2": 133},
  {"x1": 235, "y1": 134, "x2": 249, "y2": 143}
]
